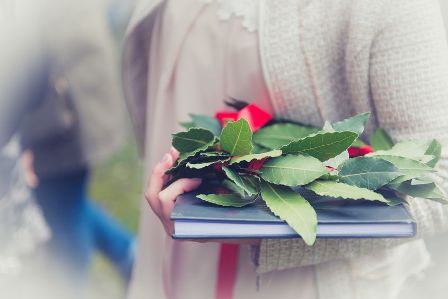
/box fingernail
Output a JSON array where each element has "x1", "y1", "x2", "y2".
[
  {"x1": 162, "y1": 153, "x2": 171, "y2": 163},
  {"x1": 192, "y1": 178, "x2": 202, "y2": 185}
]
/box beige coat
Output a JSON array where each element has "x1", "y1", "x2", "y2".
[{"x1": 123, "y1": 0, "x2": 448, "y2": 298}]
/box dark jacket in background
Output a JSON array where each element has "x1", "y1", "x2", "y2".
[{"x1": 1, "y1": 1, "x2": 127, "y2": 177}]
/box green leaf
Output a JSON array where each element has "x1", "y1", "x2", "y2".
[
  {"x1": 189, "y1": 114, "x2": 222, "y2": 136},
  {"x1": 424, "y1": 139, "x2": 442, "y2": 168},
  {"x1": 229, "y1": 150, "x2": 282, "y2": 165},
  {"x1": 220, "y1": 119, "x2": 253, "y2": 156},
  {"x1": 281, "y1": 131, "x2": 358, "y2": 161},
  {"x1": 332, "y1": 112, "x2": 370, "y2": 135},
  {"x1": 306, "y1": 181, "x2": 389, "y2": 203},
  {"x1": 411, "y1": 177, "x2": 434, "y2": 185},
  {"x1": 165, "y1": 163, "x2": 204, "y2": 178},
  {"x1": 388, "y1": 173, "x2": 435, "y2": 187},
  {"x1": 166, "y1": 160, "x2": 187, "y2": 175},
  {"x1": 352, "y1": 138, "x2": 366, "y2": 147},
  {"x1": 370, "y1": 128, "x2": 394, "y2": 151},
  {"x1": 199, "y1": 152, "x2": 230, "y2": 158},
  {"x1": 384, "y1": 196, "x2": 407, "y2": 206},
  {"x1": 322, "y1": 121, "x2": 335, "y2": 132},
  {"x1": 260, "y1": 181, "x2": 317, "y2": 245},
  {"x1": 186, "y1": 156, "x2": 230, "y2": 169},
  {"x1": 376, "y1": 189, "x2": 408, "y2": 206},
  {"x1": 324, "y1": 150, "x2": 349, "y2": 169},
  {"x1": 172, "y1": 128, "x2": 216, "y2": 156},
  {"x1": 319, "y1": 172, "x2": 339, "y2": 181},
  {"x1": 186, "y1": 161, "x2": 216, "y2": 169},
  {"x1": 222, "y1": 167, "x2": 259, "y2": 195},
  {"x1": 222, "y1": 179, "x2": 247, "y2": 196},
  {"x1": 338, "y1": 157, "x2": 401, "y2": 190},
  {"x1": 253, "y1": 123, "x2": 319, "y2": 149},
  {"x1": 197, "y1": 193, "x2": 256, "y2": 207},
  {"x1": 373, "y1": 155, "x2": 435, "y2": 178},
  {"x1": 180, "y1": 121, "x2": 194, "y2": 130},
  {"x1": 369, "y1": 140, "x2": 433, "y2": 162},
  {"x1": 260, "y1": 155, "x2": 328, "y2": 186},
  {"x1": 252, "y1": 144, "x2": 270, "y2": 154},
  {"x1": 387, "y1": 175, "x2": 414, "y2": 186},
  {"x1": 167, "y1": 151, "x2": 227, "y2": 175},
  {"x1": 389, "y1": 181, "x2": 447, "y2": 204}
]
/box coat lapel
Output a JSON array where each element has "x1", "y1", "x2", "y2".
[{"x1": 123, "y1": 0, "x2": 208, "y2": 152}]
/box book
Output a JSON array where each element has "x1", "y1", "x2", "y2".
[{"x1": 171, "y1": 189, "x2": 416, "y2": 239}]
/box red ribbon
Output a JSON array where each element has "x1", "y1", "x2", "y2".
[
  {"x1": 215, "y1": 103, "x2": 273, "y2": 132},
  {"x1": 348, "y1": 145, "x2": 373, "y2": 157},
  {"x1": 216, "y1": 112, "x2": 239, "y2": 127},
  {"x1": 237, "y1": 104, "x2": 272, "y2": 132},
  {"x1": 216, "y1": 244, "x2": 240, "y2": 299},
  {"x1": 214, "y1": 104, "x2": 270, "y2": 299}
]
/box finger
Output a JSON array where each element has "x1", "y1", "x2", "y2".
[
  {"x1": 164, "y1": 148, "x2": 179, "y2": 186},
  {"x1": 21, "y1": 151, "x2": 38, "y2": 188},
  {"x1": 145, "y1": 153, "x2": 175, "y2": 216},
  {"x1": 158, "y1": 178, "x2": 202, "y2": 222},
  {"x1": 162, "y1": 220, "x2": 175, "y2": 236},
  {"x1": 169, "y1": 147, "x2": 180, "y2": 161}
]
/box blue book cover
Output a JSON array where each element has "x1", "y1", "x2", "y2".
[{"x1": 171, "y1": 188, "x2": 416, "y2": 239}]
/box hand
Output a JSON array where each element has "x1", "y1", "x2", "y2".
[
  {"x1": 145, "y1": 148, "x2": 202, "y2": 235},
  {"x1": 145, "y1": 148, "x2": 261, "y2": 246}
]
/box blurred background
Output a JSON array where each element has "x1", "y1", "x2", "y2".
[
  {"x1": 0, "y1": 1, "x2": 140, "y2": 298},
  {"x1": 0, "y1": 1, "x2": 448, "y2": 299}
]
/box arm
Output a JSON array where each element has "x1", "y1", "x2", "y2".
[
  {"x1": 369, "y1": 0, "x2": 448, "y2": 238},
  {"x1": 256, "y1": 0, "x2": 448, "y2": 274}
]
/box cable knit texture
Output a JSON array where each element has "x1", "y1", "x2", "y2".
[{"x1": 258, "y1": 0, "x2": 448, "y2": 297}]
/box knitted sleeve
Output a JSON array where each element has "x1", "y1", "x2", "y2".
[{"x1": 257, "y1": 0, "x2": 448, "y2": 274}]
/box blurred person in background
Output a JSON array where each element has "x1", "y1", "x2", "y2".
[
  {"x1": 1, "y1": 0, "x2": 135, "y2": 298},
  {"x1": 0, "y1": 141, "x2": 50, "y2": 296},
  {"x1": 0, "y1": 2, "x2": 51, "y2": 293}
]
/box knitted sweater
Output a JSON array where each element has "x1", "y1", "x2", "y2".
[
  {"x1": 256, "y1": 0, "x2": 448, "y2": 297},
  {"x1": 123, "y1": 0, "x2": 448, "y2": 298}
]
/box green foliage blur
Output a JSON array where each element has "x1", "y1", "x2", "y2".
[{"x1": 88, "y1": 138, "x2": 143, "y2": 299}]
